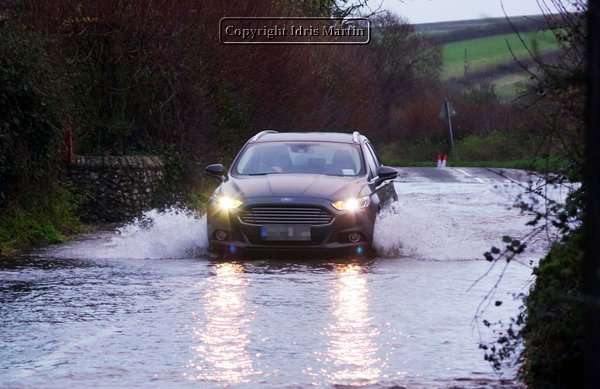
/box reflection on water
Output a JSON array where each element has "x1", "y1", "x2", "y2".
[
  {"x1": 323, "y1": 263, "x2": 382, "y2": 386},
  {"x1": 0, "y1": 253, "x2": 532, "y2": 388},
  {"x1": 186, "y1": 262, "x2": 257, "y2": 383},
  {"x1": 1, "y1": 176, "x2": 546, "y2": 388}
]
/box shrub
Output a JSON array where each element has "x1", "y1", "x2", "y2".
[
  {"x1": 454, "y1": 131, "x2": 530, "y2": 161},
  {"x1": 0, "y1": 17, "x2": 71, "y2": 205},
  {"x1": 521, "y1": 231, "x2": 584, "y2": 388},
  {"x1": 0, "y1": 185, "x2": 82, "y2": 253},
  {"x1": 0, "y1": 14, "x2": 81, "y2": 253}
]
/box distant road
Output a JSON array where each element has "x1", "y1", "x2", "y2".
[{"x1": 394, "y1": 166, "x2": 535, "y2": 184}]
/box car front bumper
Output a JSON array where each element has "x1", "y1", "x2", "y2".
[{"x1": 206, "y1": 196, "x2": 376, "y2": 258}]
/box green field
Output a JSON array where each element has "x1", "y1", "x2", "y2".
[{"x1": 442, "y1": 30, "x2": 560, "y2": 79}]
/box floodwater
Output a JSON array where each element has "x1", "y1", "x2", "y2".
[{"x1": 0, "y1": 168, "x2": 572, "y2": 388}]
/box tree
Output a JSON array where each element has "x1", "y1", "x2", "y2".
[
  {"x1": 478, "y1": 2, "x2": 595, "y2": 387},
  {"x1": 368, "y1": 11, "x2": 442, "y2": 139},
  {"x1": 0, "y1": 16, "x2": 70, "y2": 203},
  {"x1": 583, "y1": 0, "x2": 600, "y2": 386}
]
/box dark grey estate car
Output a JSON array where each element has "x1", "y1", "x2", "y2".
[{"x1": 204, "y1": 131, "x2": 398, "y2": 258}]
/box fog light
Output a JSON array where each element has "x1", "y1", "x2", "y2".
[
  {"x1": 348, "y1": 232, "x2": 361, "y2": 243},
  {"x1": 215, "y1": 230, "x2": 228, "y2": 241}
]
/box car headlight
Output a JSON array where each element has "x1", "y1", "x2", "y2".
[
  {"x1": 331, "y1": 196, "x2": 370, "y2": 211},
  {"x1": 216, "y1": 196, "x2": 243, "y2": 210}
]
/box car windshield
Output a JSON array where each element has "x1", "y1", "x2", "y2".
[{"x1": 233, "y1": 142, "x2": 365, "y2": 176}]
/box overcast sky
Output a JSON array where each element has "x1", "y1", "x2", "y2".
[{"x1": 374, "y1": 0, "x2": 554, "y2": 24}]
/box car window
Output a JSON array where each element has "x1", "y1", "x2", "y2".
[{"x1": 234, "y1": 142, "x2": 365, "y2": 176}]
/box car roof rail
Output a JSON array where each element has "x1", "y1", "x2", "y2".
[
  {"x1": 352, "y1": 131, "x2": 361, "y2": 143},
  {"x1": 250, "y1": 130, "x2": 278, "y2": 142}
]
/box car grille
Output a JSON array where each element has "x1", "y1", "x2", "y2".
[{"x1": 240, "y1": 206, "x2": 333, "y2": 225}]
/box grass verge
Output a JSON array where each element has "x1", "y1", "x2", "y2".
[
  {"x1": 0, "y1": 186, "x2": 83, "y2": 254},
  {"x1": 380, "y1": 131, "x2": 570, "y2": 173}
]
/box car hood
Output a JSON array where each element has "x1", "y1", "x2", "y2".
[{"x1": 222, "y1": 174, "x2": 365, "y2": 200}]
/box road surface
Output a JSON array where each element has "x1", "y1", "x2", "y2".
[{"x1": 1, "y1": 167, "x2": 565, "y2": 389}]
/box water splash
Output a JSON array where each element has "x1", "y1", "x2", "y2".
[
  {"x1": 373, "y1": 182, "x2": 556, "y2": 261},
  {"x1": 49, "y1": 180, "x2": 570, "y2": 262},
  {"x1": 53, "y1": 206, "x2": 207, "y2": 260},
  {"x1": 373, "y1": 200, "x2": 484, "y2": 260}
]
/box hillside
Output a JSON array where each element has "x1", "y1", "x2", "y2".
[
  {"x1": 442, "y1": 30, "x2": 560, "y2": 79},
  {"x1": 415, "y1": 14, "x2": 548, "y2": 43},
  {"x1": 414, "y1": 16, "x2": 562, "y2": 99}
]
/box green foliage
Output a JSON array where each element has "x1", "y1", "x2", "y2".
[
  {"x1": 522, "y1": 231, "x2": 584, "y2": 388},
  {"x1": 0, "y1": 17, "x2": 71, "y2": 203},
  {"x1": 379, "y1": 131, "x2": 545, "y2": 167},
  {"x1": 454, "y1": 132, "x2": 530, "y2": 161},
  {"x1": 476, "y1": 6, "x2": 587, "y2": 373},
  {"x1": 290, "y1": 0, "x2": 336, "y2": 16},
  {"x1": 291, "y1": 0, "x2": 371, "y2": 18},
  {"x1": 0, "y1": 214, "x2": 65, "y2": 251},
  {"x1": 214, "y1": 86, "x2": 250, "y2": 162},
  {"x1": 0, "y1": 185, "x2": 82, "y2": 253},
  {"x1": 479, "y1": 231, "x2": 584, "y2": 389},
  {"x1": 379, "y1": 139, "x2": 447, "y2": 165},
  {"x1": 462, "y1": 82, "x2": 499, "y2": 103},
  {"x1": 64, "y1": 28, "x2": 191, "y2": 155},
  {"x1": 494, "y1": 77, "x2": 532, "y2": 101},
  {"x1": 0, "y1": 14, "x2": 82, "y2": 253},
  {"x1": 152, "y1": 150, "x2": 186, "y2": 207}
]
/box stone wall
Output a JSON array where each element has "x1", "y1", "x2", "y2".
[{"x1": 67, "y1": 156, "x2": 165, "y2": 222}]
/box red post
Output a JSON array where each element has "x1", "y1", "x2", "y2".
[{"x1": 62, "y1": 116, "x2": 75, "y2": 165}]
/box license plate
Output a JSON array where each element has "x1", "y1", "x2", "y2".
[{"x1": 260, "y1": 225, "x2": 311, "y2": 241}]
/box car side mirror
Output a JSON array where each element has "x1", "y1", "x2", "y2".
[
  {"x1": 376, "y1": 165, "x2": 398, "y2": 184},
  {"x1": 205, "y1": 164, "x2": 225, "y2": 181}
]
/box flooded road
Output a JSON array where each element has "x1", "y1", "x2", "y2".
[{"x1": 1, "y1": 168, "x2": 570, "y2": 388}]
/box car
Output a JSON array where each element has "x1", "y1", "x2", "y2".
[{"x1": 204, "y1": 131, "x2": 398, "y2": 258}]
